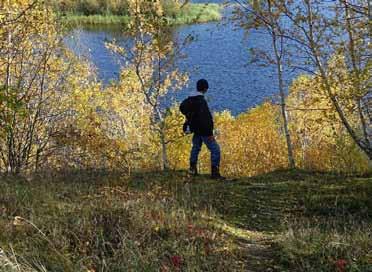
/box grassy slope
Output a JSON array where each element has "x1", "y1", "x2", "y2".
[
  {"x1": 63, "y1": 4, "x2": 222, "y2": 26},
  {"x1": 0, "y1": 170, "x2": 371, "y2": 271}
]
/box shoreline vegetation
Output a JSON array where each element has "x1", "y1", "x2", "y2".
[{"x1": 59, "y1": 3, "x2": 222, "y2": 26}]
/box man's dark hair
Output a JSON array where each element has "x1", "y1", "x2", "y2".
[{"x1": 197, "y1": 79, "x2": 209, "y2": 92}]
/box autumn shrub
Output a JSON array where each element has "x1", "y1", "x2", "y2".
[
  {"x1": 56, "y1": 99, "x2": 288, "y2": 177},
  {"x1": 288, "y1": 72, "x2": 371, "y2": 174},
  {"x1": 167, "y1": 102, "x2": 288, "y2": 177},
  {"x1": 217, "y1": 104, "x2": 288, "y2": 177},
  {"x1": 53, "y1": 75, "x2": 158, "y2": 172},
  {"x1": 0, "y1": 1, "x2": 100, "y2": 174},
  {"x1": 165, "y1": 92, "x2": 371, "y2": 176}
]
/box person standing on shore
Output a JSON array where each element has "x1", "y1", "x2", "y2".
[{"x1": 180, "y1": 79, "x2": 225, "y2": 180}]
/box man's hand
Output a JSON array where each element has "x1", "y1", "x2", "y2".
[{"x1": 207, "y1": 136, "x2": 215, "y2": 142}]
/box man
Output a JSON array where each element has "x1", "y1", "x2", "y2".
[{"x1": 180, "y1": 79, "x2": 225, "y2": 180}]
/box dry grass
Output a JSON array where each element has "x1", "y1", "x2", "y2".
[
  {"x1": 0, "y1": 171, "x2": 246, "y2": 271},
  {"x1": 0, "y1": 170, "x2": 371, "y2": 271}
]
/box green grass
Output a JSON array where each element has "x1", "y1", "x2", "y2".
[
  {"x1": 0, "y1": 170, "x2": 371, "y2": 271},
  {"x1": 62, "y1": 4, "x2": 222, "y2": 26},
  {"x1": 63, "y1": 14, "x2": 131, "y2": 26},
  {"x1": 167, "y1": 3, "x2": 222, "y2": 25}
]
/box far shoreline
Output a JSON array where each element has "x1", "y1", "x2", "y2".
[{"x1": 61, "y1": 3, "x2": 222, "y2": 26}]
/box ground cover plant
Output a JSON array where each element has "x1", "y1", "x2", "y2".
[{"x1": 1, "y1": 170, "x2": 371, "y2": 271}]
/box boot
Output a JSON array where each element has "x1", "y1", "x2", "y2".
[
  {"x1": 211, "y1": 166, "x2": 226, "y2": 180},
  {"x1": 189, "y1": 163, "x2": 198, "y2": 176}
]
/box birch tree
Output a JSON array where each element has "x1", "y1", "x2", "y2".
[
  {"x1": 0, "y1": 0, "x2": 90, "y2": 173},
  {"x1": 274, "y1": 0, "x2": 372, "y2": 160},
  {"x1": 234, "y1": 0, "x2": 296, "y2": 168},
  {"x1": 107, "y1": 0, "x2": 189, "y2": 170}
]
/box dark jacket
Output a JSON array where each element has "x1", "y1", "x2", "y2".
[{"x1": 182, "y1": 95, "x2": 214, "y2": 136}]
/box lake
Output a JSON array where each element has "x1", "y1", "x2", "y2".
[{"x1": 64, "y1": 6, "x2": 283, "y2": 115}]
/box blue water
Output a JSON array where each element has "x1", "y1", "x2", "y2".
[{"x1": 64, "y1": 8, "x2": 285, "y2": 115}]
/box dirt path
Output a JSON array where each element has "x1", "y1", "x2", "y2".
[{"x1": 186, "y1": 172, "x2": 301, "y2": 271}]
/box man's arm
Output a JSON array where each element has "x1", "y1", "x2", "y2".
[{"x1": 202, "y1": 99, "x2": 214, "y2": 137}]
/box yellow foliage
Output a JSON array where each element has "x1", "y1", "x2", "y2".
[
  {"x1": 0, "y1": 1, "x2": 96, "y2": 173},
  {"x1": 167, "y1": 103, "x2": 288, "y2": 177},
  {"x1": 1, "y1": 1, "x2": 370, "y2": 176},
  {"x1": 287, "y1": 69, "x2": 371, "y2": 173}
]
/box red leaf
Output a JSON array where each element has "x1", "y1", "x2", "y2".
[
  {"x1": 335, "y1": 259, "x2": 347, "y2": 272},
  {"x1": 170, "y1": 255, "x2": 182, "y2": 268}
]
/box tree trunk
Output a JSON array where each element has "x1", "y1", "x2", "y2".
[
  {"x1": 277, "y1": 62, "x2": 296, "y2": 168},
  {"x1": 268, "y1": 0, "x2": 296, "y2": 168},
  {"x1": 159, "y1": 128, "x2": 169, "y2": 171},
  {"x1": 369, "y1": 0, "x2": 372, "y2": 37}
]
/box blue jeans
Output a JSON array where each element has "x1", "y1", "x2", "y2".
[{"x1": 190, "y1": 134, "x2": 221, "y2": 168}]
